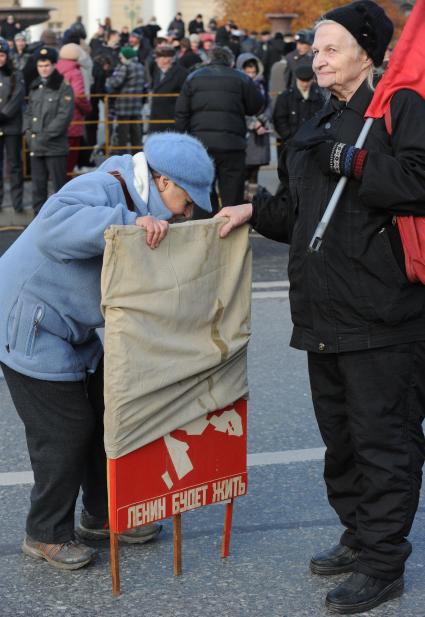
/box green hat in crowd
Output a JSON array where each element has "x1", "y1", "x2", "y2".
[{"x1": 120, "y1": 47, "x2": 138, "y2": 60}]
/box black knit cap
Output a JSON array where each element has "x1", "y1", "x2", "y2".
[{"x1": 322, "y1": 0, "x2": 393, "y2": 66}]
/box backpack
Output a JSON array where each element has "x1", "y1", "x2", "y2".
[{"x1": 385, "y1": 106, "x2": 425, "y2": 284}]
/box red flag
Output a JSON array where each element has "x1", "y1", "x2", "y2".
[{"x1": 365, "y1": 0, "x2": 425, "y2": 118}]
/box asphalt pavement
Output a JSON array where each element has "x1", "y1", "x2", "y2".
[{"x1": 0, "y1": 170, "x2": 425, "y2": 617}]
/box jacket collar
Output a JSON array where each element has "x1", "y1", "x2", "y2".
[
  {"x1": 313, "y1": 79, "x2": 373, "y2": 126},
  {"x1": 31, "y1": 68, "x2": 64, "y2": 91},
  {"x1": 155, "y1": 64, "x2": 175, "y2": 87},
  {"x1": 294, "y1": 84, "x2": 322, "y2": 103},
  {"x1": 0, "y1": 62, "x2": 12, "y2": 76}
]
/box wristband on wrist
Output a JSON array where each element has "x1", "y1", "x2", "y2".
[{"x1": 352, "y1": 148, "x2": 368, "y2": 180}]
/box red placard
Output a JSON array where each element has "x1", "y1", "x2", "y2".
[{"x1": 108, "y1": 399, "x2": 248, "y2": 533}]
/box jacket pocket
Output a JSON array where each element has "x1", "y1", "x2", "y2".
[
  {"x1": 25, "y1": 304, "x2": 45, "y2": 358},
  {"x1": 7, "y1": 298, "x2": 23, "y2": 351},
  {"x1": 377, "y1": 226, "x2": 410, "y2": 287}
]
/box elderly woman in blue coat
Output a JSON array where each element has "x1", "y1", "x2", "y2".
[{"x1": 0, "y1": 132, "x2": 214, "y2": 570}]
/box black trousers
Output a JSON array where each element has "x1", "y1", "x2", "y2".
[
  {"x1": 116, "y1": 115, "x2": 142, "y2": 155},
  {"x1": 31, "y1": 155, "x2": 68, "y2": 215},
  {"x1": 308, "y1": 342, "x2": 425, "y2": 580},
  {"x1": 1, "y1": 360, "x2": 107, "y2": 544},
  {"x1": 192, "y1": 149, "x2": 246, "y2": 220},
  {"x1": 0, "y1": 134, "x2": 23, "y2": 210},
  {"x1": 79, "y1": 98, "x2": 100, "y2": 166}
]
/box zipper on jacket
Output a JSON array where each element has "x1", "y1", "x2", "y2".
[{"x1": 25, "y1": 305, "x2": 44, "y2": 357}]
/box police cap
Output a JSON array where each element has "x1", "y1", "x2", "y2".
[
  {"x1": 294, "y1": 29, "x2": 314, "y2": 45},
  {"x1": 295, "y1": 64, "x2": 314, "y2": 81},
  {"x1": 34, "y1": 46, "x2": 58, "y2": 63}
]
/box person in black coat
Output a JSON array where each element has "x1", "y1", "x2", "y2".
[
  {"x1": 168, "y1": 13, "x2": 185, "y2": 40},
  {"x1": 89, "y1": 25, "x2": 106, "y2": 56},
  {"x1": 188, "y1": 15, "x2": 205, "y2": 35},
  {"x1": 268, "y1": 33, "x2": 286, "y2": 67},
  {"x1": 142, "y1": 18, "x2": 161, "y2": 47},
  {"x1": 215, "y1": 21, "x2": 234, "y2": 46},
  {"x1": 128, "y1": 30, "x2": 152, "y2": 64},
  {"x1": 0, "y1": 36, "x2": 25, "y2": 212},
  {"x1": 1, "y1": 15, "x2": 19, "y2": 42},
  {"x1": 273, "y1": 64, "x2": 324, "y2": 158},
  {"x1": 216, "y1": 2, "x2": 425, "y2": 614},
  {"x1": 254, "y1": 30, "x2": 272, "y2": 82},
  {"x1": 178, "y1": 38, "x2": 202, "y2": 70},
  {"x1": 148, "y1": 46, "x2": 188, "y2": 134},
  {"x1": 91, "y1": 30, "x2": 120, "y2": 70},
  {"x1": 175, "y1": 45, "x2": 263, "y2": 218}
]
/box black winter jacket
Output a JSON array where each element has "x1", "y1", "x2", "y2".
[
  {"x1": 0, "y1": 64, "x2": 25, "y2": 136},
  {"x1": 148, "y1": 63, "x2": 188, "y2": 133},
  {"x1": 174, "y1": 62, "x2": 264, "y2": 152},
  {"x1": 273, "y1": 84, "x2": 324, "y2": 142},
  {"x1": 252, "y1": 80, "x2": 425, "y2": 353}
]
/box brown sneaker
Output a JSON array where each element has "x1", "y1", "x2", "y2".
[
  {"x1": 77, "y1": 509, "x2": 162, "y2": 544},
  {"x1": 22, "y1": 536, "x2": 97, "y2": 570}
]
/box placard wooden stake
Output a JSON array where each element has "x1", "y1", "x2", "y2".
[
  {"x1": 110, "y1": 531, "x2": 121, "y2": 596},
  {"x1": 173, "y1": 514, "x2": 182, "y2": 576},
  {"x1": 221, "y1": 499, "x2": 234, "y2": 558}
]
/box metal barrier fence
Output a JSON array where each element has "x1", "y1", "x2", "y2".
[{"x1": 22, "y1": 91, "x2": 282, "y2": 179}]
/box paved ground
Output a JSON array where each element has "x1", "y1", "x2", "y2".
[{"x1": 1, "y1": 169, "x2": 424, "y2": 617}]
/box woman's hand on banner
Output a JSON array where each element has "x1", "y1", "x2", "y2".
[
  {"x1": 135, "y1": 216, "x2": 169, "y2": 249},
  {"x1": 215, "y1": 204, "x2": 253, "y2": 238}
]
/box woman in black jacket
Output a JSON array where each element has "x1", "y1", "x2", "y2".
[{"x1": 216, "y1": 2, "x2": 425, "y2": 614}]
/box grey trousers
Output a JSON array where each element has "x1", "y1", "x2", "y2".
[
  {"x1": 31, "y1": 155, "x2": 68, "y2": 215},
  {"x1": 1, "y1": 359, "x2": 107, "y2": 543},
  {"x1": 116, "y1": 115, "x2": 142, "y2": 155},
  {"x1": 0, "y1": 134, "x2": 23, "y2": 211}
]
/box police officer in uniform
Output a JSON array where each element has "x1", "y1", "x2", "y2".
[
  {"x1": 0, "y1": 36, "x2": 25, "y2": 212},
  {"x1": 283, "y1": 29, "x2": 314, "y2": 90},
  {"x1": 24, "y1": 46, "x2": 74, "y2": 215}
]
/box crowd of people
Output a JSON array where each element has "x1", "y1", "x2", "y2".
[{"x1": 0, "y1": 11, "x2": 333, "y2": 215}]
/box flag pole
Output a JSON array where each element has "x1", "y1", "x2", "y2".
[{"x1": 308, "y1": 117, "x2": 375, "y2": 252}]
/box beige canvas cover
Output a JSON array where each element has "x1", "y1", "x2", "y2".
[{"x1": 101, "y1": 219, "x2": 252, "y2": 459}]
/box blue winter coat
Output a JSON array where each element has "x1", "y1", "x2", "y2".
[{"x1": 0, "y1": 155, "x2": 168, "y2": 381}]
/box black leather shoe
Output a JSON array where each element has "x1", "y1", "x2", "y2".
[
  {"x1": 325, "y1": 572, "x2": 404, "y2": 614},
  {"x1": 310, "y1": 543, "x2": 359, "y2": 575}
]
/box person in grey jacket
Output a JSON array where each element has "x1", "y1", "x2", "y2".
[
  {"x1": 283, "y1": 29, "x2": 314, "y2": 90},
  {"x1": 11, "y1": 32, "x2": 31, "y2": 76},
  {"x1": 0, "y1": 36, "x2": 25, "y2": 212},
  {"x1": 24, "y1": 46, "x2": 74, "y2": 215}
]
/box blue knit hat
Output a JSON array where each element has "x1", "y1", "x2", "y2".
[{"x1": 143, "y1": 133, "x2": 214, "y2": 213}]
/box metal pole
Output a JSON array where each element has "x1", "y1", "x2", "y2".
[{"x1": 308, "y1": 117, "x2": 375, "y2": 252}]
